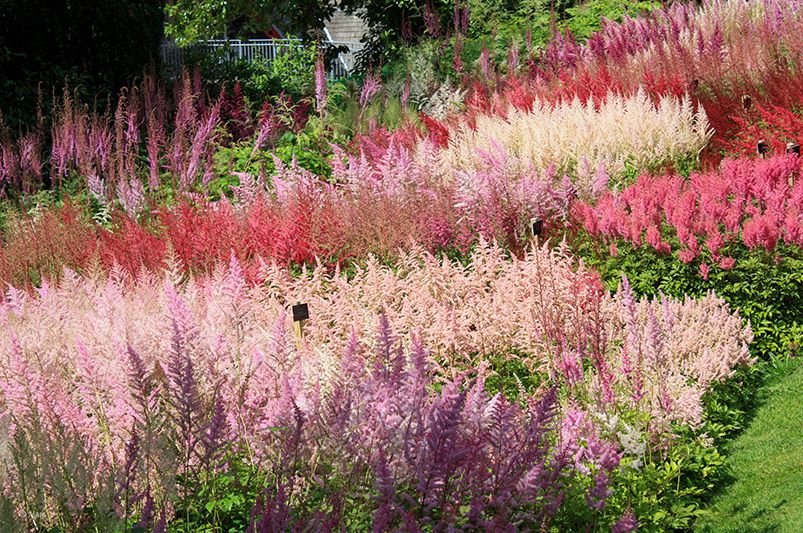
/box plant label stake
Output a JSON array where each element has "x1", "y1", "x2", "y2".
[
  {"x1": 530, "y1": 218, "x2": 543, "y2": 238},
  {"x1": 741, "y1": 94, "x2": 752, "y2": 110},
  {"x1": 756, "y1": 140, "x2": 769, "y2": 157},
  {"x1": 786, "y1": 143, "x2": 800, "y2": 187},
  {"x1": 292, "y1": 302, "x2": 309, "y2": 347}
]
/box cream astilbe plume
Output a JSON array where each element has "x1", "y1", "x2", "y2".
[{"x1": 442, "y1": 91, "x2": 712, "y2": 189}]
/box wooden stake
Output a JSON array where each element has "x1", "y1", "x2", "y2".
[{"x1": 291, "y1": 302, "x2": 309, "y2": 348}]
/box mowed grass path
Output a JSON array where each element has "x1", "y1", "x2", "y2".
[{"x1": 697, "y1": 361, "x2": 803, "y2": 532}]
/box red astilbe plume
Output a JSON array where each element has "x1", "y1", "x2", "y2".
[
  {"x1": 419, "y1": 114, "x2": 450, "y2": 148},
  {"x1": 97, "y1": 215, "x2": 166, "y2": 276},
  {"x1": 0, "y1": 201, "x2": 98, "y2": 288},
  {"x1": 220, "y1": 81, "x2": 253, "y2": 142}
]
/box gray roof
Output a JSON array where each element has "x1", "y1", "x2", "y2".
[{"x1": 325, "y1": 9, "x2": 367, "y2": 44}]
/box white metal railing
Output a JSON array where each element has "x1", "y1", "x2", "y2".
[{"x1": 159, "y1": 38, "x2": 364, "y2": 80}]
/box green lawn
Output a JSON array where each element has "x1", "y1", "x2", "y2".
[{"x1": 697, "y1": 361, "x2": 803, "y2": 532}]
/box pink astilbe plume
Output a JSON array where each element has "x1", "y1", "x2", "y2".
[
  {"x1": 0, "y1": 267, "x2": 643, "y2": 529},
  {"x1": 314, "y1": 53, "x2": 327, "y2": 116},
  {"x1": 574, "y1": 154, "x2": 803, "y2": 269}
]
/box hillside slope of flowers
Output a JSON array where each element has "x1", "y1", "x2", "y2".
[{"x1": 0, "y1": 0, "x2": 801, "y2": 530}]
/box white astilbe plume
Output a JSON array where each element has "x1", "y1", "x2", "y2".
[{"x1": 441, "y1": 91, "x2": 712, "y2": 188}]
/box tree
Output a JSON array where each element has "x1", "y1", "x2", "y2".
[
  {"x1": 164, "y1": 0, "x2": 337, "y2": 44},
  {"x1": 0, "y1": 0, "x2": 164, "y2": 129}
]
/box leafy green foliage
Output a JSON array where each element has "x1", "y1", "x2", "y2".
[
  {"x1": 165, "y1": 0, "x2": 335, "y2": 45},
  {"x1": 171, "y1": 456, "x2": 262, "y2": 532},
  {"x1": 563, "y1": 0, "x2": 659, "y2": 40},
  {"x1": 185, "y1": 42, "x2": 317, "y2": 103},
  {"x1": 270, "y1": 116, "x2": 338, "y2": 177}
]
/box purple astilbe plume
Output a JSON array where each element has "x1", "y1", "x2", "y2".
[
  {"x1": 17, "y1": 131, "x2": 43, "y2": 193},
  {"x1": 247, "y1": 481, "x2": 291, "y2": 533},
  {"x1": 221, "y1": 81, "x2": 253, "y2": 141},
  {"x1": 164, "y1": 285, "x2": 202, "y2": 474},
  {"x1": 124, "y1": 92, "x2": 141, "y2": 151},
  {"x1": 424, "y1": 0, "x2": 440, "y2": 37},
  {"x1": 415, "y1": 379, "x2": 468, "y2": 510},
  {"x1": 612, "y1": 507, "x2": 639, "y2": 532},
  {"x1": 585, "y1": 471, "x2": 612, "y2": 510},
  {"x1": 453, "y1": 33, "x2": 464, "y2": 74},
  {"x1": 192, "y1": 66, "x2": 205, "y2": 115},
  {"x1": 252, "y1": 104, "x2": 277, "y2": 157},
  {"x1": 314, "y1": 53, "x2": 327, "y2": 116},
  {"x1": 202, "y1": 389, "x2": 229, "y2": 468},
  {"x1": 557, "y1": 345, "x2": 584, "y2": 386},
  {"x1": 373, "y1": 312, "x2": 405, "y2": 382},
  {"x1": 111, "y1": 93, "x2": 129, "y2": 186},
  {"x1": 125, "y1": 345, "x2": 158, "y2": 430},
  {"x1": 453, "y1": 1, "x2": 463, "y2": 35},
  {"x1": 460, "y1": 1, "x2": 469, "y2": 35},
  {"x1": 89, "y1": 115, "x2": 113, "y2": 180},
  {"x1": 146, "y1": 109, "x2": 164, "y2": 191},
  {"x1": 708, "y1": 22, "x2": 724, "y2": 59},
  {"x1": 151, "y1": 508, "x2": 167, "y2": 533},
  {"x1": 507, "y1": 42, "x2": 519, "y2": 77},
  {"x1": 181, "y1": 100, "x2": 221, "y2": 192},
  {"x1": 372, "y1": 450, "x2": 397, "y2": 531},
  {"x1": 136, "y1": 488, "x2": 156, "y2": 530},
  {"x1": 480, "y1": 46, "x2": 491, "y2": 81},
  {"x1": 114, "y1": 429, "x2": 141, "y2": 519},
  {"x1": 516, "y1": 386, "x2": 561, "y2": 495}
]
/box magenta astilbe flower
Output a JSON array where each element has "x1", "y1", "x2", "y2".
[
  {"x1": 557, "y1": 346, "x2": 584, "y2": 386},
  {"x1": 612, "y1": 508, "x2": 639, "y2": 532},
  {"x1": 202, "y1": 390, "x2": 229, "y2": 467},
  {"x1": 401, "y1": 77, "x2": 411, "y2": 109},
  {"x1": 453, "y1": 33, "x2": 464, "y2": 74},
  {"x1": 181, "y1": 100, "x2": 221, "y2": 192},
  {"x1": 585, "y1": 472, "x2": 612, "y2": 510},
  {"x1": 699, "y1": 262, "x2": 710, "y2": 280},
  {"x1": 360, "y1": 73, "x2": 382, "y2": 110},
  {"x1": 507, "y1": 43, "x2": 519, "y2": 76},
  {"x1": 146, "y1": 110, "x2": 164, "y2": 191}
]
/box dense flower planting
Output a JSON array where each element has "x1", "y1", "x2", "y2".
[
  {"x1": 0, "y1": 71, "x2": 304, "y2": 200},
  {"x1": 0, "y1": 245, "x2": 751, "y2": 529},
  {"x1": 0, "y1": 0, "x2": 801, "y2": 530},
  {"x1": 459, "y1": 0, "x2": 803, "y2": 163},
  {"x1": 573, "y1": 154, "x2": 803, "y2": 269}
]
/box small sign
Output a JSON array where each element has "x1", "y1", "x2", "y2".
[
  {"x1": 292, "y1": 303, "x2": 309, "y2": 322},
  {"x1": 741, "y1": 94, "x2": 752, "y2": 110},
  {"x1": 530, "y1": 218, "x2": 543, "y2": 237},
  {"x1": 757, "y1": 140, "x2": 769, "y2": 157},
  {"x1": 787, "y1": 142, "x2": 801, "y2": 156}
]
